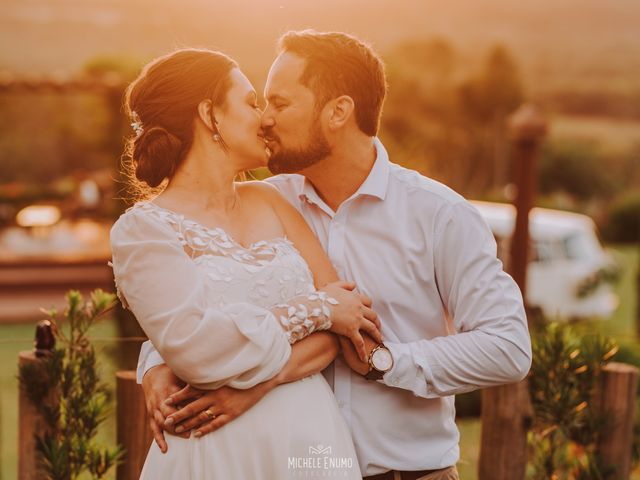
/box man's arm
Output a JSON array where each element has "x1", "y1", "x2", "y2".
[{"x1": 341, "y1": 201, "x2": 532, "y2": 398}]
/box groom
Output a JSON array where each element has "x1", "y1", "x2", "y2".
[{"x1": 138, "y1": 30, "x2": 532, "y2": 479}]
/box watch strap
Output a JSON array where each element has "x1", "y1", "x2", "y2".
[{"x1": 365, "y1": 366, "x2": 385, "y2": 381}]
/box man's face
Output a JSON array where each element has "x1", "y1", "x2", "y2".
[{"x1": 262, "y1": 52, "x2": 331, "y2": 174}]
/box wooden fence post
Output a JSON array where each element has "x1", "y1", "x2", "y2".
[
  {"x1": 507, "y1": 103, "x2": 547, "y2": 305},
  {"x1": 478, "y1": 379, "x2": 533, "y2": 480},
  {"x1": 478, "y1": 103, "x2": 546, "y2": 480},
  {"x1": 116, "y1": 371, "x2": 153, "y2": 480},
  {"x1": 597, "y1": 362, "x2": 639, "y2": 480},
  {"x1": 18, "y1": 351, "x2": 56, "y2": 479}
]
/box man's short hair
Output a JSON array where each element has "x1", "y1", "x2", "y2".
[{"x1": 278, "y1": 30, "x2": 387, "y2": 136}]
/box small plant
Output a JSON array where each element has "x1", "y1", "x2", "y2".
[
  {"x1": 527, "y1": 322, "x2": 619, "y2": 479},
  {"x1": 575, "y1": 262, "x2": 621, "y2": 299},
  {"x1": 18, "y1": 289, "x2": 123, "y2": 480}
]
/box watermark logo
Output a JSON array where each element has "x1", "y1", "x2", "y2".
[
  {"x1": 309, "y1": 445, "x2": 332, "y2": 455},
  {"x1": 288, "y1": 443, "x2": 354, "y2": 477}
]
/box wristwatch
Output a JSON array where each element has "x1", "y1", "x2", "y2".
[{"x1": 365, "y1": 343, "x2": 394, "y2": 381}]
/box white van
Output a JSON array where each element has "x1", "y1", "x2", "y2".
[{"x1": 470, "y1": 201, "x2": 619, "y2": 320}]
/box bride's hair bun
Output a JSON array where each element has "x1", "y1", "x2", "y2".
[
  {"x1": 122, "y1": 48, "x2": 237, "y2": 198},
  {"x1": 133, "y1": 126, "x2": 183, "y2": 188}
]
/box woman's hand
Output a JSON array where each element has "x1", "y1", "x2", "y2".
[{"x1": 320, "y1": 281, "x2": 382, "y2": 361}]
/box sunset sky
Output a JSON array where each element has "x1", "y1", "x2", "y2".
[{"x1": 1, "y1": 0, "x2": 639, "y2": 95}]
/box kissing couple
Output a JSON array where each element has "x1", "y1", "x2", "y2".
[{"x1": 110, "y1": 29, "x2": 532, "y2": 480}]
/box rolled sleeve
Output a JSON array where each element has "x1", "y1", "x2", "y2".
[{"x1": 136, "y1": 340, "x2": 166, "y2": 384}]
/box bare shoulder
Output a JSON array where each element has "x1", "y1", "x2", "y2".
[{"x1": 237, "y1": 180, "x2": 287, "y2": 206}]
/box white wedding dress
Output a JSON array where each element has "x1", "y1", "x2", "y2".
[{"x1": 110, "y1": 201, "x2": 361, "y2": 479}]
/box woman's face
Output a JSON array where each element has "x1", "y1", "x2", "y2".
[{"x1": 214, "y1": 68, "x2": 269, "y2": 170}]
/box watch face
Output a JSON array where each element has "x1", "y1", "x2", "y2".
[{"x1": 371, "y1": 347, "x2": 393, "y2": 372}]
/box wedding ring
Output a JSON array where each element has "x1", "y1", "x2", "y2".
[{"x1": 204, "y1": 409, "x2": 216, "y2": 420}]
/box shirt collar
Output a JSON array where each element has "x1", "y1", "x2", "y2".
[
  {"x1": 297, "y1": 137, "x2": 390, "y2": 207},
  {"x1": 355, "y1": 137, "x2": 390, "y2": 201}
]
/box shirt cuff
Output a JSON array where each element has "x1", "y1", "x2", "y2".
[
  {"x1": 136, "y1": 341, "x2": 166, "y2": 384},
  {"x1": 382, "y1": 341, "x2": 430, "y2": 398}
]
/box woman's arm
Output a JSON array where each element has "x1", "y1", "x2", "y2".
[
  {"x1": 275, "y1": 331, "x2": 340, "y2": 384},
  {"x1": 110, "y1": 209, "x2": 293, "y2": 390},
  {"x1": 158, "y1": 331, "x2": 341, "y2": 440},
  {"x1": 260, "y1": 182, "x2": 382, "y2": 356}
]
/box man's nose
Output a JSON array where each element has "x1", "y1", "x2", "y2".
[{"x1": 260, "y1": 109, "x2": 275, "y2": 128}]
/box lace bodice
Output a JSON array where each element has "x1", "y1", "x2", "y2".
[
  {"x1": 116, "y1": 202, "x2": 337, "y2": 366},
  {"x1": 135, "y1": 202, "x2": 318, "y2": 310}
]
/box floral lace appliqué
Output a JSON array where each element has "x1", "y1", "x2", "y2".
[
  {"x1": 139, "y1": 201, "x2": 290, "y2": 266},
  {"x1": 113, "y1": 201, "x2": 340, "y2": 344},
  {"x1": 273, "y1": 291, "x2": 338, "y2": 343}
]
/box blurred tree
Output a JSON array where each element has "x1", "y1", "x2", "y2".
[
  {"x1": 460, "y1": 45, "x2": 523, "y2": 122},
  {"x1": 458, "y1": 45, "x2": 524, "y2": 193},
  {"x1": 382, "y1": 40, "x2": 524, "y2": 197},
  {"x1": 539, "y1": 140, "x2": 616, "y2": 200}
]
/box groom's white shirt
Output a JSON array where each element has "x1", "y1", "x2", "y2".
[{"x1": 137, "y1": 138, "x2": 531, "y2": 475}]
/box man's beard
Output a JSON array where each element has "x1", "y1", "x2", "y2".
[{"x1": 267, "y1": 121, "x2": 331, "y2": 174}]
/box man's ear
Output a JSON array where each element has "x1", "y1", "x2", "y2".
[
  {"x1": 326, "y1": 95, "x2": 355, "y2": 131},
  {"x1": 197, "y1": 99, "x2": 216, "y2": 131}
]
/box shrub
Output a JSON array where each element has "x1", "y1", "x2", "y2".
[
  {"x1": 18, "y1": 290, "x2": 123, "y2": 480},
  {"x1": 603, "y1": 192, "x2": 640, "y2": 243}
]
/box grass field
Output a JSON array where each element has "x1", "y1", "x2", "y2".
[{"x1": 0, "y1": 245, "x2": 637, "y2": 479}]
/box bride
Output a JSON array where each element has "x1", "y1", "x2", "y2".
[{"x1": 110, "y1": 48, "x2": 381, "y2": 479}]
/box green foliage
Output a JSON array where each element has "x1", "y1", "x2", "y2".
[
  {"x1": 575, "y1": 263, "x2": 621, "y2": 299},
  {"x1": 539, "y1": 140, "x2": 617, "y2": 201},
  {"x1": 527, "y1": 322, "x2": 619, "y2": 479},
  {"x1": 603, "y1": 192, "x2": 640, "y2": 243},
  {"x1": 18, "y1": 290, "x2": 123, "y2": 480}
]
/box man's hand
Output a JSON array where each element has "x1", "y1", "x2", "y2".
[
  {"x1": 141, "y1": 364, "x2": 186, "y2": 453},
  {"x1": 164, "y1": 381, "x2": 275, "y2": 438},
  {"x1": 338, "y1": 333, "x2": 379, "y2": 376}
]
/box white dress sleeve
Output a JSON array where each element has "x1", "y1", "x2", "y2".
[
  {"x1": 135, "y1": 287, "x2": 337, "y2": 384},
  {"x1": 110, "y1": 209, "x2": 292, "y2": 390}
]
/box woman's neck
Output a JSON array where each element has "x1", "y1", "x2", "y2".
[{"x1": 157, "y1": 148, "x2": 240, "y2": 213}]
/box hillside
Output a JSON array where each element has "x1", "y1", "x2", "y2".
[{"x1": 1, "y1": 0, "x2": 639, "y2": 95}]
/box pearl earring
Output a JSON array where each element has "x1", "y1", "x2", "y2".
[{"x1": 213, "y1": 133, "x2": 221, "y2": 142}]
